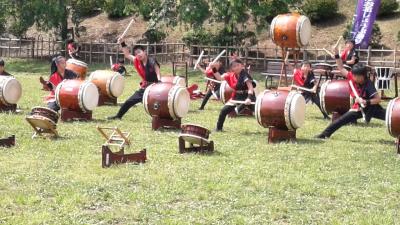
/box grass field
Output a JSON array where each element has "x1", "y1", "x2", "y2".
[{"x1": 0, "y1": 59, "x2": 399, "y2": 225}]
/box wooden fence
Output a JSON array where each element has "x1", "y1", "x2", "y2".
[{"x1": 0, "y1": 37, "x2": 399, "y2": 70}]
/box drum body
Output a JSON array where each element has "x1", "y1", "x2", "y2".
[
  {"x1": 386, "y1": 97, "x2": 400, "y2": 138},
  {"x1": 219, "y1": 81, "x2": 234, "y2": 104},
  {"x1": 161, "y1": 76, "x2": 186, "y2": 87},
  {"x1": 55, "y1": 79, "x2": 99, "y2": 112},
  {"x1": 143, "y1": 82, "x2": 190, "y2": 120},
  {"x1": 30, "y1": 107, "x2": 59, "y2": 124},
  {"x1": 180, "y1": 124, "x2": 210, "y2": 145},
  {"x1": 0, "y1": 75, "x2": 22, "y2": 106},
  {"x1": 66, "y1": 59, "x2": 88, "y2": 79},
  {"x1": 89, "y1": 70, "x2": 125, "y2": 98},
  {"x1": 270, "y1": 13, "x2": 312, "y2": 49},
  {"x1": 255, "y1": 90, "x2": 306, "y2": 130},
  {"x1": 319, "y1": 80, "x2": 351, "y2": 115}
]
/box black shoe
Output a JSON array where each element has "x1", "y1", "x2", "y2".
[
  {"x1": 199, "y1": 107, "x2": 204, "y2": 110},
  {"x1": 315, "y1": 133, "x2": 329, "y2": 139},
  {"x1": 214, "y1": 128, "x2": 223, "y2": 132},
  {"x1": 324, "y1": 116, "x2": 331, "y2": 120},
  {"x1": 107, "y1": 115, "x2": 121, "y2": 120}
]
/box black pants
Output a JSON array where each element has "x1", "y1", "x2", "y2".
[
  {"x1": 216, "y1": 94, "x2": 256, "y2": 130},
  {"x1": 303, "y1": 92, "x2": 329, "y2": 119},
  {"x1": 115, "y1": 89, "x2": 145, "y2": 118},
  {"x1": 321, "y1": 105, "x2": 386, "y2": 137},
  {"x1": 199, "y1": 84, "x2": 221, "y2": 109},
  {"x1": 47, "y1": 101, "x2": 60, "y2": 112}
]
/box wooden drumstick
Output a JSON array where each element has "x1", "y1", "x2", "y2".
[
  {"x1": 110, "y1": 56, "x2": 113, "y2": 69},
  {"x1": 194, "y1": 50, "x2": 204, "y2": 70},
  {"x1": 323, "y1": 48, "x2": 334, "y2": 57},
  {"x1": 229, "y1": 100, "x2": 256, "y2": 105},
  {"x1": 284, "y1": 50, "x2": 290, "y2": 62},
  {"x1": 205, "y1": 77, "x2": 222, "y2": 83},
  {"x1": 349, "y1": 80, "x2": 366, "y2": 121},
  {"x1": 291, "y1": 85, "x2": 316, "y2": 93},
  {"x1": 334, "y1": 36, "x2": 343, "y2": 49},
  {"x1": 119, "y1": 18, "x2": 135, "y2": 40},
  {"x1": 211, "y1": 50, "x2": 226, "y2": 64}
]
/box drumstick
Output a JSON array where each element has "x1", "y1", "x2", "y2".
[
  {"x1": 291, "y1": 85, "x2": 316, "y2": 93},
  {"x1": 110, "y1": 56, "x2": 113, "y2": 69},
  {"x1": 334, "y1": 36, "x2": 343, "y2": 49},
  {"x1": 284, "y1": 50, "x2": 290, "y2": 62},
  {"x1": 194, "y1": 50, "x2": 204, "y2": 70},
  {"x1": 349, "y1": 80, "x2": 366, "y2": 121},
  {"x1": 323, "y1": 48, "x2": 334, "y2": 57},
  {"x1": 211, "y1": 50, "x2": 226, "y2": 64},
  {"x1": 229, "y1": 100, "x2": 256, "y2": 105},
  {"x1": 205, "y1": 77, "x2": 222, "y2": 83},
  {"x1": 119, "y1": 18, "x2": 135, "y2": 39}
]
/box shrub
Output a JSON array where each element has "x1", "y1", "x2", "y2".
[
  {"x1": 378, "y1": 0, "x2": 399, "y2": 17},
  {"x1": 182, "y1": 29, "x2": 213, "y2": 45},
  {"x1": 103, "y1": 0, "x2": 135, "y2": 18},
  {"x1": 138, "y1": 0, "x2": 161, "y2": 21},
  {"x1": 301, "y1": 0, "x2": 338, "y2": 21},
  {"x1": 142, "y1": 29, "x2": 166, "y2": 43},
  {"x1": 369, "y1": 23, "x2": 383, "y2": 48}
]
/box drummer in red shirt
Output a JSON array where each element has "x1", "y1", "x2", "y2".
[
  {"x1": 285, "y1": 59, "x2": 330, "y2": 119},
  {"x1": 67, "y1": 39, "x2": 80, "y2": 59},
  {"x1": 108, "y1": 38, "x2": 161, "y2": 120},
  {"x1": 315, "y1": 46, "x2": 386, "y2": 139},
  {"x1": 341, "y1": 39, "x2": 359, "y2": 69},
  {"x1": 215, "y1": 59, "x2": 256, "y2": 131},
  {"x1": 45, "y1": 56, "x2": 78, "y2": 111}
]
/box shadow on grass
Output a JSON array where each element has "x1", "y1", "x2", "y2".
[{"x1": 293, "y1": 138, "x2": 326, "y2": 145}]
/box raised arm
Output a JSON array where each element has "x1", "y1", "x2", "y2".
[
  {"x1": 118, "y1": 37, "x2": 135, "y2": 62},
  {"x1": 332, "y1": 46, "x2": 349, "y2": 78}
]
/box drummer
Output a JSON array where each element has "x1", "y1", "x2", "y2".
[
  {"x1": 341, "y1": 39, "x2": 359, "y2": 69},
  {"x1": 67, "y1": 39, "x2": 80, "y2": 59},
  {"x1": 112, "y1": 58, "x2": 127, "y2": 76},
  {"x1": 108, "y1": 38, "x2": 161, "y2": 120},
  {"x1": 45, "y1": 56, "x2": 78, "y2": 111},
  {"x1": 0, "y1": 59, "x2": 11, "y2": 76},
  {"x1": 215, "y1": 59, "x2": 256, "y2": 131},
  {"x1": 315, "y1": 46, "x2": 386, "y2": 139},
  {"x1": 196, "y1": 59, "x2": 225, "y2": 110},
  {"x1": 285, "y1": 59, "x2": 330, "y2": 119}
]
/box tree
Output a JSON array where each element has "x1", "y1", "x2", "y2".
[{"x1": 177, "y1": 0, "x2": 210, "y2": 29}]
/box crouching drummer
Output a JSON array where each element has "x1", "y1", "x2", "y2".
[
  {"x1": 196, "y1": 59, "x2": 225, "y2": 110},
  {"x1": 315, "y1": 47, "x2": 386, "y2": 139},
  {"x1": 108, "y1": 38, "x2": 161, "y2": 120},
  {"x1": 215, "y1": 59, "x2": 256, "y2": 131},
  {"x1": 45, "y1": 56, "x2": 78, "y2": 111}
]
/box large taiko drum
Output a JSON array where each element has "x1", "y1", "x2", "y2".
[
  {"x1": 89, "y1": 70, "x2": 125, "y2": 98},
  {"x1": 319, "y1": 80, "x2": 352, "y2": 115},
  {"x1": 161, "y1": 76, "x2": 186, "y2": 87},
  {"x1": 55, "y1": 79, "x2": 99, "y2": 112},
  {"x1": 270, "y1": 13, "x2": 312, "y2": 49},
  {"x1": 0, "y1": 75, "x2": 22, "y2": 106},
  {"x1": 143, "y1": 82, "x2": 190, "y2": 120},
  {"x1": 219, "y1": 81, "x2": 234, "y2": 104},
  {"x1": 180, "y1": 124, "x2": 210, "y2": 145},
  {"x1": 66, "y1": 59, "x2": 88, "y2": 79},
  {"x1": 255, "y1": 90, "x2": 306, "y2": 130},
  {"x1": 386, "y1": 98, "x2": 400, "y2": 138}
]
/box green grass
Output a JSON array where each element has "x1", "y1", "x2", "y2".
[{"x1": 1, "y1": 59, "x2": 400, "y2": 225}]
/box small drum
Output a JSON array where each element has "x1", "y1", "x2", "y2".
[
  {"x1": 386, "y1": 97, "x2": 400, "y2": 138},
  {"x1": 319, "y1": 80, "x2": 352, "y2": 115},
  {"x1": 180, "y1": 124, "x2": 210, "y2": 145},
  {"x1": 219, "y1": 81, "x2": 234, "y2": 104},
  {"x1": 161, "y1": 76, "x2": 186, "y2": 87},
  {"x1": 28, "y1": 107, "x2": 59, "y2": 125},
  {"x1": 66, "y1": 59, "x2": 88, "y2": 79},
  {"x1": 55, "y1": 79, "x2": 99, "y2": 112},
  {"x1": 0, "y1": 75, "x2": 22, "y2": 106},
  {"x1": 89, "y1": 70, "x2": 125, "y2": 98},
  {"x1": 270, "y1": 13, "x2": 312, "y2": 49},
  {"x1": 143, "y1": 82, "x2": 190, "y2": 120},
  {"x1": 255, "y1": 90, "x2": 306, "y2": 130}
]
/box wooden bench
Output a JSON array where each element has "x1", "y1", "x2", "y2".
[{"x1": 261, "y1": 61, "x2": 293, "y2": 89}]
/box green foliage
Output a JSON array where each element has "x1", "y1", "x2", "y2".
[
  {"x1": 138, "y1": 0, "x2": 161, "y2": 21},
  {"x1": 213, "y1": 28, "x2": 257, "y2": 46},
  {"x1": 5, "y1": 1, "x2": 36, "y2": 37},
  {"x1": 103, "y1": 0, "x2": 136, "y2": 18},
  {"x1": 250, "y1": 0, "x2": 290, "y2": 28},
  {"x1": 301, "y1": 0, "x2": 338, "y2": 22},
  {"x1": 182, "y1": 29, "x2": 214, "y2": 45},
  {"x1": 342, "y1": 21, "x2": 353, "y2": 40},
  {"x1": 177, "y1": 0, "x2": 210, "y2": 28},
  {"x1": 397, "y1": 30, "x2": 400, "y2": 43},
  {"x1": 142, "y1": 28, "x2": 166, "y2": 43},
  {"x1": 378, "y1": 0, "x2": 399, "y2": 17},
  {"x1": 71, "y1": 0, "x2": 104, "y2": 17},
  {"x1": 369, "y1": 23, "x2": 383, "y2": 48},
  {"x1": 210, "y1": 0, "x2": 249, "y2": 32}
]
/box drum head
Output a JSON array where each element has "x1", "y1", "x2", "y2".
[
  {"x1": 109, "y1": 74, "x2": 125, "y2": 97},
  {"x1": 26, "y1": 116, "x2": 56, "y2": 130},
  {"x1": 67, "y1": 59, "x2": 88, "y2": 67},
  {"x1": 298, "y1": 16, "x2": 312, "y2": 47},
  {"x1": 386, "y1": 98, "x2": 397, "y2": 137},
  {"x1": 81, "y1": 82, "x2": 99, "y2": 111},
  {"x1": 2, "y1": 77, "x2": 22, "y2": 104},
  {"x1": 255, "y1": 90, "x2": 267, "y2": 127},
  {"x1": 179, "y1": 134, "x2": 210, "y2": 145},
  {"x1": 169, "y1": 87, "x2": 190, "y2": 119},
  {"x1": 286, "y1": 91, "x2": 306, "y2": 129},
  {"x1": 174, "y1": 76, "x2": 186, "y2": 87}
]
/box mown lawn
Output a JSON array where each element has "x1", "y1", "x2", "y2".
[{"x1": 0, "y1": 59, "x2": 399, "y2": 225}]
